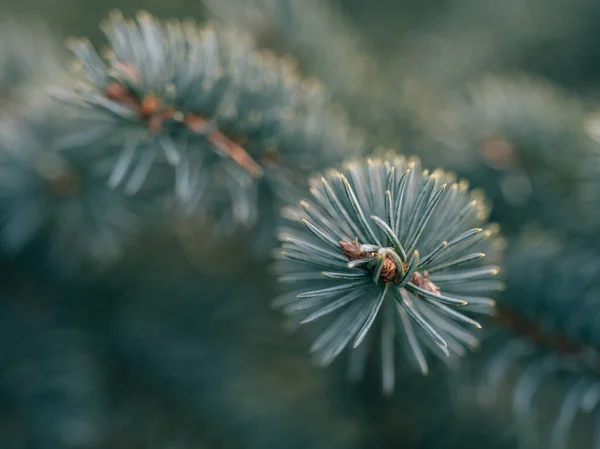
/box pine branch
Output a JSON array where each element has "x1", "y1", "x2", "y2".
[
  {"x1": 204, "y1": 0, "x2": 375, "y2": 97},
  {"x1": 415, "y1": 76, "x2": 595, "y2": 234},
  {"x1": 54, "y1": 11, "x2": 362, "y2": 241},
  {"x1": 501, "y1": 229, "x2": 600, "y2": 353},
  {"x1": 3, "y1": 5, "x2": 599, "y2": 449},
  {"x1": 274, "y1": 154, "x2": 504, "y2": 394},
  {"x1": 447, "y1": 229, "x2": 600, "y2": 449},
  {"x1": 451, "y1": 328, "x2": 600, "y2": 449},
  {"x1": 204, "y1": 0, "x2": 418, "y2": 149}
]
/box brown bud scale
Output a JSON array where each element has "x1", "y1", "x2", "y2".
[{"x1": 339, "y1": 238, "x2": 441, "y2": 293}]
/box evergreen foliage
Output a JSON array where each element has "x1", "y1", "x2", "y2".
[
  {"x1": 57, "y1": 11, "x2": 360, "y2": 237},
  {"x1": 434, "y1": 229, "x2": 600, "y2": 449},
  {"x1": 415, "y1": 76, "x2": 595, "y2": 233},
  {"x1": 275, "y1": 156, "x2": 502, "y2": 394},
  {"x1": 0, "y1": 1, "x2": 599, "y2": 448},
  {"x1": 204, "y1": 0, "x2": 415, "y2": 148}
]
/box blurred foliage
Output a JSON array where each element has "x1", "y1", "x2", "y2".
[{"x1": 1, "y1": 0, "x2": 600, "y2": 448}]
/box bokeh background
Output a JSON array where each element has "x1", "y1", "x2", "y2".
[{"x1": 1, "y1": 0, "x2": 600, "y2": 448}]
